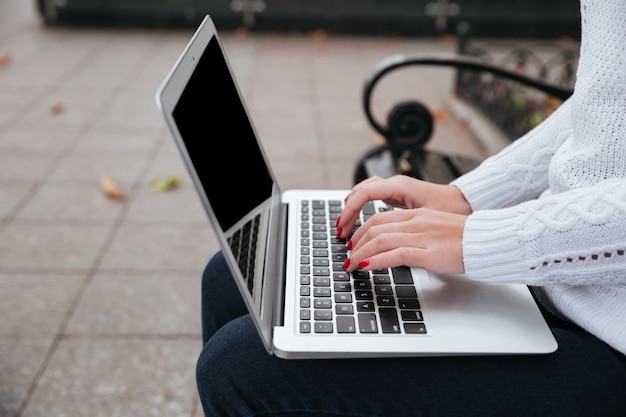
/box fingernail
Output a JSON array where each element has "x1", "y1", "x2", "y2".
[
  {"x1": 341, "y1": 259, "x2": 350, "y2": 270},
  {"x1": 336, "y1": 227, "x2": 342, "y2": 238},
  {"x1": 358, "y1": 259, "x2": 371, "y2": 268},
  {"x1": 346, "y1": 240, "x2": 353, "y2": 250},
  {"x1": 344, "y1": 193, "x2": 351, "y2": 202},
  {"x1": 335, "y1": 216, "x2": 341, "y2": 228}
]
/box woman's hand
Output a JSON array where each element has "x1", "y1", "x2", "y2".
[
  {"x1": 341, "y1": 207, "x2": 467, "y2": 274},
  {"x1": 335, "y1": 175, "x2": 472, "y2": 274}
]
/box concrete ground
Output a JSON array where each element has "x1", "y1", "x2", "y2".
[{"x1": 0, "y1": 2, "x2": 488, "y2": 417}]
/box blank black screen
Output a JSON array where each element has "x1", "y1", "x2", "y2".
[{"x1": 172, "y1": 36, "x2": 274, "y2": 231}]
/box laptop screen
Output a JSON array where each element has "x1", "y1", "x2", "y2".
[{"x1": 172, "y1": 36, "x2": 274, "y2": 232}]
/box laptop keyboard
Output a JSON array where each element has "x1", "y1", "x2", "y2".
[
  {"x1": 298, "y1": 199, "x2": 427, "y2": 335},
  {"x1": 228, "y1": 213, "x2": 261, "y2": 294}
]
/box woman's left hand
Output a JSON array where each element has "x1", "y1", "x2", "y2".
[{"x1": 341, "y1": 207, "x2": 467, "y2": 275}]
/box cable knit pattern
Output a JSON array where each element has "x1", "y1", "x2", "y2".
[{"x1": 451, "y1": 0, "x2": 626, "y2": 354}]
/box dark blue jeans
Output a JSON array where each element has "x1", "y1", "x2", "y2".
[{"x1": 196, "y1": 251, "x2": 626, "y2": 417}]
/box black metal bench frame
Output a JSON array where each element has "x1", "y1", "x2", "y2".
[{"x1": 354, "y1": 51, "x2": 574, "y2": 185}]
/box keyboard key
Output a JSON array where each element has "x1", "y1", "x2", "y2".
[
  {"x1": 335, "y1": 293, "x2": 353, "y2": 303},
  {"x1": 404, "y1": 322, "x2": 427, "y2": 334},
  {"x1": 401, "y1": 310, "x2": 423, "y2": 321},
  {"x1": 312, "y1": 249, "x2": 328, "y2": 257},
  {"x1": 337, "y1": 316, "x2": 356, "y2": 333},
  {"x1": 396, "y1": 286, "x2": 418, "y2": 298},
  {"x1": 333, "y1": 272, "x2": 349, "y2": 281},
  {"x1": 314, "y1": 288, "x2": 331, "y2": 297},
  {"x1": 358, "y1": 313, "x2": 378, "y2": 333},
  {"x1": 314, "y1": 299, "x2": 332, "y2": 308},
  {"x1": 314, "y1": 310, "x2": 333, "y2": 320},
  {"x1": 313, "y1": 277, "x2": 330, "y2": 286},
  {"x1": 362, "y1": 201, "x2": 376, "y2": 215},
  {"x1": 332, "y1": 253, "x2": 347, "y2": 262},
  {"x1": 373, "y1": 275, "x2": 391, "y2": 284},
  {"x1": 335, "y1": 304, "x2": 354, "y2": 315},
  {"x1": 376, "y1": 296, "x2": 395, "y2": 306},
  {"x1": 379, "y1": 308, "x2": 401, "y2": 333},
  {"x1": 392, "y1": 266, "x2": 413, "y2": 284},
  {"x1": 313, "y1": 258, "x2": 329, "y2": 267},
  {"x1": 355, "y1": 290, "x2": 373, "y2": 300},
  {"x1": 315, "y1": 322, "x2": 333, "y2": 333},
  {"x1": 313, "y1": 267, "x2": 330, "y2": 276},
  {"x1": 334, "y1": 282, "x2": 351, "y2": 292},
  {"x1": 357, "y1": 302, "x2": 375, "y2": 312},
  {"x1": 375, "y1": 285, "x2": 393, "y2": 295},
  {"x1": 399, "y1": 299, "x2": 421, "y2": 309},
  {"x1": 354, "y1": 280, "x2": 371, "y2": 290},
  {"x1": 352, "y1": 270, "x2": 369, "y2": 279}
]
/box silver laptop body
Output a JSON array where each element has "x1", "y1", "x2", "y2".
[{"x1": 156, "y1": 15, "x2": 558, "y2": 359}]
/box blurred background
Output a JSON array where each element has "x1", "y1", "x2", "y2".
[{"x1": 35, "y1": 0, "x2": 581, "y2": 37}]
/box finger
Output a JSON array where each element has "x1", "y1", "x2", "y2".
[
  {"x1": 351, "y1": 246, "x2": 457, "y2": 275},
  {"x1": 336, "y1": 177, "x2": 385, "y2": 238},
  {"x1": 348, "y1": 228, "x2": 424, "y2": 266},
  {"x1": 352, "y1": 246, "x2": 428, "y2": 271},
  {"x1": 348, "y1": 209, "x2": 418, "y2": 249}
]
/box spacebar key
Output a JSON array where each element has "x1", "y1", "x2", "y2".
[{"x1": 379, "y1": 308, "x2": 401, "y2": 333}]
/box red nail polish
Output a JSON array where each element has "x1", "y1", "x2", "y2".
[
  {"x1": 344, "y1": 193, "x2": 351, "y2": 202},
  {"x1": 358, "y1": 259, "x2": 371, "y2": 268},
  {"x1": 336, "y1": 227, "x2": 342, "y2": 238},
  {"x1": 341, "y1": 259, "x2": 350, "y2": 270},
  {"x1": 346, "y1": 240, "x2": 353, "y2": 250},
  {"x1": 335, "y1": 216, "x2": 341, "y2": 228}
]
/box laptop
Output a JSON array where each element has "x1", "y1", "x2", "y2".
[{"x1": 156, "y1": 15, "x2": 558, "y2": 359}]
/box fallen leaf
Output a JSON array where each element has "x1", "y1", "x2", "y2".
[
  {"x1": 101, "y1": 175, "x2": 126, "y2": 201},
  {"x1": 375, "y1": 134, "x2": 387, "y2": 145},
  {"x1": 50, "y1": 103, "x2": 65, "y2": 115},
  {"x1": 151, "y1": 176, "x2": 181, "y2": 193},
  {"x1": 235, "y1": 27, "x2": 249, "y2": 38},
  {"x1": 309, "y1": 29, "x2": 329, "y2": 40},
  {"x1": 0, "y1": 52, "x2": 12, "y2": 67},
  {"x1": 432, "y1": 108, "x2": 449, "y2": 122}
]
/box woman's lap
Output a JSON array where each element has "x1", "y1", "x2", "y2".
[{"x1": 197, "y1": 252, "x2": 626, "y2": 417}]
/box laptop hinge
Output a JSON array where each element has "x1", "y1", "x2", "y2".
[{"x1": 272, "y1": 202, "x2": 289, "y2": 328}]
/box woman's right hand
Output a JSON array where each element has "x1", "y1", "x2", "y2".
[{"x1": 336, "y1": 175, "x2": 472, "y2": 240}]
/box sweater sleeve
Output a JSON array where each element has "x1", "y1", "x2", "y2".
[
  {"x1": 450, "y1": 99, "x2": 572, "y2": 211},
  {"x1": 462, "y1": 178, "x2": 626, "y2": 286}
]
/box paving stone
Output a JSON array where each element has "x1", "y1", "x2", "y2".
[
  {"x1": 0, "y1": 338, "x2": 53, "y2": 417},
  {"x1": 0, "y1": 223, "x2": 112, "y2": 270},
  {"x1": 0, "y1": 273, "x2": 85, "y2": 336},
  {"x1": 99, "y1": 224, "x2": 219, "y2": 272},
  {"x1": 21, "y1": 339, "x2": 200, "y2": 417},
  {"x1": 66, "y1": 272, "x2": 201, "y2": 336}
]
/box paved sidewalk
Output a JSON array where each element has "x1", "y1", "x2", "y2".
[{"x1": 0, "y1": 2, "x2": 483, "y2": 417}]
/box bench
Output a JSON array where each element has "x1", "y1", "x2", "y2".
[{"x1": 353, "y1": 23, "x2": 578, "y2": 184}]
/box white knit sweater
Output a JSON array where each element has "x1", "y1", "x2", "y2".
[{"x1": 451, "y1": 0, "x2": 626, "y2": 355}]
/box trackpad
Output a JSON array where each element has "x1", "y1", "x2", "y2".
[{"x1": 428, "y1": 272, "x2": 470, "y2": 284}]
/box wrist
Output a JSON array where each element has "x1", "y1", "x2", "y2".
[{"x1": 429, "y1": 184, "x2": 472, "y2": 215}]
